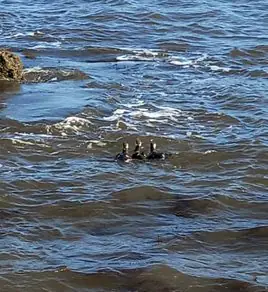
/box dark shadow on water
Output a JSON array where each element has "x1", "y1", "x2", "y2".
[
  {"x1": 0, "y1": 80, "x2": 21, "y2": 94},
  {"x1": 0, "y1": 80, "x2": 21, "y2": 110},
  {"x1": 0, "y1": 264, "x2": 266, "y2": 292}
]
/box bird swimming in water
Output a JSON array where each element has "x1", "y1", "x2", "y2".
[
  {"x1": 147, "y1": 139, "x2": 170, "y2": 160},
  {"x1": 132, "y1": 138, "x2": 146, "y2": 160},
  {"x1": 115, "y1": 142, "x2": 131, "y2": 162}
]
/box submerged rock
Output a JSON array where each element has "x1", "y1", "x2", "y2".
[
  {"x1": 0, "y1": 49, "x2": 24, "y2": 82},
  {"x1": 22, "y1": 49, "x2": 37, "y2": 59},
  {"x1": 23, "y1": 67, "x2": 89, "y2": 83}
]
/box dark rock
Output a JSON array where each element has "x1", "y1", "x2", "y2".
[
  {"x1": 0, "y1": 49, "x2": 24, "y2": 81},
  {"x1": 22, "y1": 49, "x2": 37, "y2": 59},
  {"x1": 23, "y1": 67, "x2": 89, "y2": 83}
]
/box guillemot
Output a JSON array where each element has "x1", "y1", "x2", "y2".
[
  {"x1": 147, "y1": 140, "x2": 170, "y2": 160},
  {"x1": 131, "y1": 138, "x2": 146, "y2": 160},
  {"x1": 116, "y1": 142, "x2": 131, "y2": 162}
]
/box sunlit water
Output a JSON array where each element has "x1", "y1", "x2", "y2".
[{"x1": 0, "y1": 0, "x2": 268, "y2": 291}]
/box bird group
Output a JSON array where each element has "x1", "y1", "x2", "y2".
[{"x1": 116, "y1": 138, "x2": 170, "y2": 162}]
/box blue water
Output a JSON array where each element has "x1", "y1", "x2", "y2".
[{"x1": 1, "y1": 0, "x2": 268, "y2": 291}]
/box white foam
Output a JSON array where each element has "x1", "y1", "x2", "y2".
[
  {"x1": 117, "y1": 49, "x2": 231, "y2": 76},
  {"x1": 102, "y1": 102, "x2": 188, "y2": 133},
  {"x1": 56, "y1": 116, "x2": 92, "y2": 127},
  {"x1": 12, "y1": 32, "x2": 25, "y2": 38},
  {"x1": 117, "y1": 48, "x2": 165, "y2": 61},
  {"x1": 193, "y1": 134, "x2": 206, "y2": 139},
  {"x1": 132, "y1": 49, "x2": 160, "y2": 57},
  {"x1": 10, "y1": 138, "x2": 48, "y2": 148},
  {"x1": 88, "y1": 140, "x2": 107, "y2": 146},
  {"x1": 155, "y1": 105, "x2": 182, "y2": 113},
  {"x1": 103, "y1": 109, "x2": 128, "y2": 121},
  {"x1": 204, "y1": 150, "x2": 217, "y2": 154},
  {"x1": 12, "y1": 138, "x2": 34, "y2": 146},
  {"x1": 23, "y1": 66, "x2": 43, "y2": 73},
  {"x1": 130, "y1": 107, "x2": 181, "y2": 120},
  {"x1": 124, "y1": 100, "x2": 145, "y2": 108},
  {"x1": 116, "y1": 55, "x2": 132, "y2": 61},
  {"x1": 104, "y1": 107, "x2": 180, "y2": 123},
  {"x1": 170, "y1": 54, "x2": 208, "y2": 68},
  {"x1": 117, "y1": 55, "x2": 153, "y2": 61},
  {"x1": 170, "y1": 58, "x2": 194, "y2": 66},
  {"x1": 32, "y1": 30, "x2": 45, "y2": 36},
  {"x1": 209, "y1": 65, "x2": 231, "y2": 72},
  {"x1": 171, "y1": 54, "x2": 232, "y2": 73},
  {"x1": 47, "y1": 116, "x2": 92, "y2": 135},
  {"x1": 9, "y1": 31, "x2": 36, "y2": 38},
  {"x1": 31, "y1": 41, "x2": 62, "y2": 49},
  {"x1": 11, "y1": 30, "x2": 47, "y2": 39},
  {"x1": 14, "y1": 132, "x2": 53, "y2": 139}
]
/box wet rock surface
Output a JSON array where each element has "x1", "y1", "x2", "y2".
[
  {"x1": 0, "y1": 49, "x2": 24, "y2": 81},
  {"x1": 23, "y1": 67, "x2": 89, "y2": 83}
]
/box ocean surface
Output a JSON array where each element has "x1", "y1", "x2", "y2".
[{"x1": 1, "y1": 0, "x2": 268, "y2": 291}]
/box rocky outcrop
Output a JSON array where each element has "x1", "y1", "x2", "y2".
[{"x1": 0, "y1": 49, "x2": 24, "y2": 82}]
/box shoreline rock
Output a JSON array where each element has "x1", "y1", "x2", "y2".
[{"x1": 0, "y1": 49, "x2": 24, "y2": 82}]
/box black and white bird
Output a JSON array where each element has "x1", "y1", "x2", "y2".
[
  {"x1": 116, "y1": 142, "x2": 131, "y2": 162},
  {"x1": 131, "y1": 138, "x2": 146, "y2": 160},
  {"x1": 147, "y1": 139, "x2": 170, "y2": 160}
]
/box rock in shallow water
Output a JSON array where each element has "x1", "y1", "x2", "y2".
[
  {"x1": 23, "y1": 67, "x2": 89, "y2": 83},
  {"x1": 0, "y1": 49, "x2": 24, "y2": 82}
]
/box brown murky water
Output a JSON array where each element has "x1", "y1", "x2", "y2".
[{"x1": 0, "y1": 0, "x2": 268, "y2": 291}]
